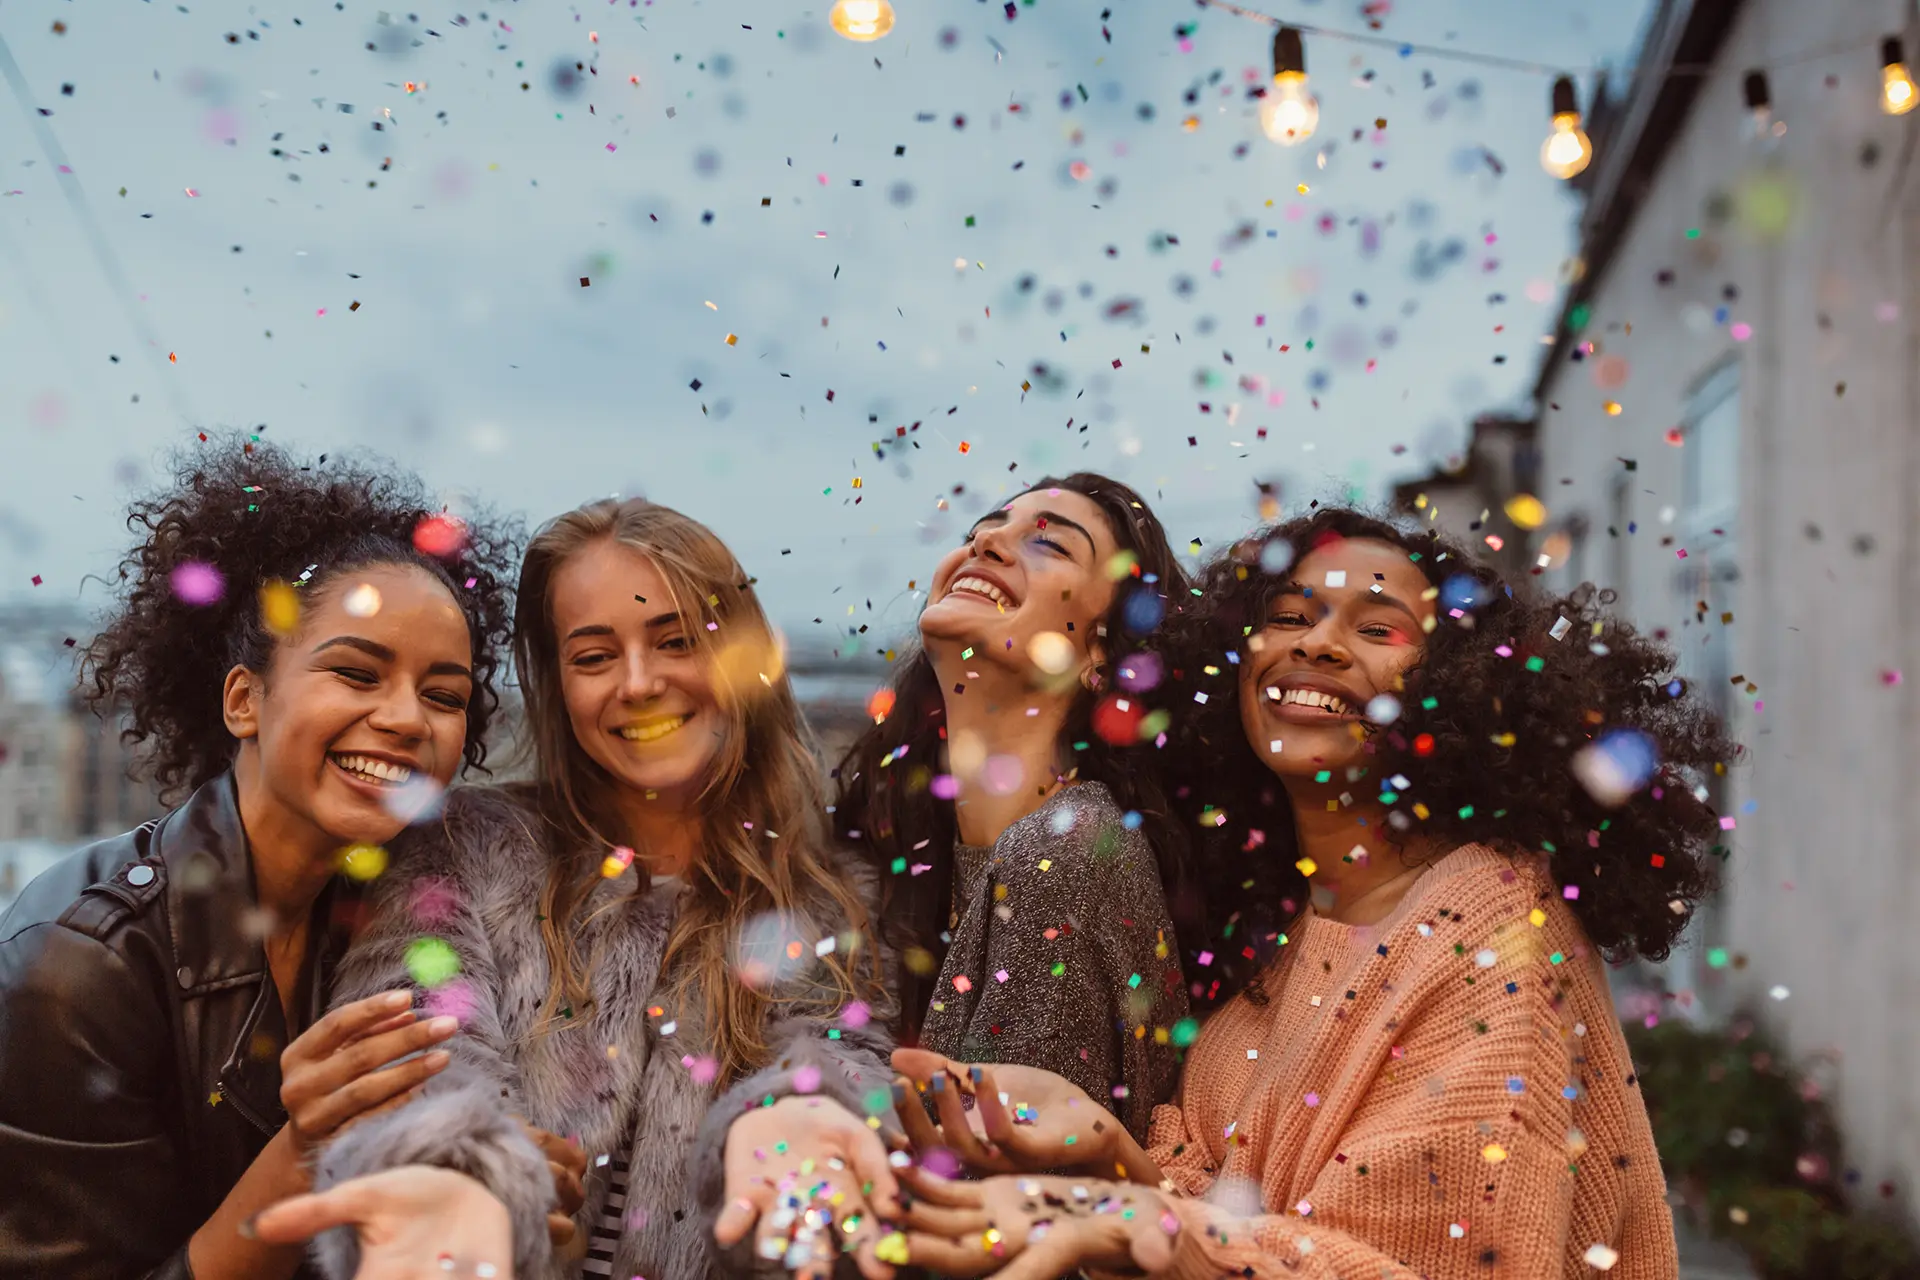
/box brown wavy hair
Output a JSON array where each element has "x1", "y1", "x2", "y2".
[
  {"x1": 1162, "y1": 507, "x2": 1739, "y2": 1005},
  {"x1": 514, "y1": 498, "x2": 884, "y2": 1083},
  {"x1": 82, "y1": 433, "x2": 519, "y2": 803},
  {"x1": 832, "y1": 473, "x2": 1196, "y2": 1039}
]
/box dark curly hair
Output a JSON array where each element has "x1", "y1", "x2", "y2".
[
  {"x1": 82, "y1": 433, "x2": 520, "y2": 803},
  {"x1": 832, "y1": 473, "x2": 1196, "y2": 1039},
  {"x1": 1162, "y1": 506, "x2": 1739, "y2": 1005}
]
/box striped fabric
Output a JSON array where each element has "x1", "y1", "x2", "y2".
[{"x1": 581, "y1": 1148, "x2": 631, "y2": 1276}]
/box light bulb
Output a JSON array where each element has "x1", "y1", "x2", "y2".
[
  {"x1": 1260, "y1": 71, "x2": 1320, "y2": 145},
  {"x1": 830, "y1": 0, "x2": 895, "y2": 42},
  {"x1": 1540, "y1": 77, "x2": 1592, "y2": 180},
  {"x1": 1882, "y1": 36, "x2": 1917, "y2": 115},
  {"x1": 1540, "y1": 115, "x2": 1592, "y2": 179}
]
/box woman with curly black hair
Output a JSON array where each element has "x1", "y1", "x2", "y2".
[
  {"x1": 0, "y1": 434, "x2": 520, "y2": 1280},
  {"x1": 888, "y1": 507, "x2": 1732, "y2": 1280}
]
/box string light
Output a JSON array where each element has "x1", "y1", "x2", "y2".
[
  {"x1": 1259, "y1": 26, "x2": 1319, "y2": 145},
  {"x1": 1742, "y1": 69, "x2": 1783, "y2": 143},
  {"x1": 1540, "y1": 76, "x2": 1593, "y2": 180},
  {"x1": 829, "y1": 0, "x2": 894, "y2": 43},
  {"x1": 1882, "y1": 36, "x2": 1917, "y2": 115}
]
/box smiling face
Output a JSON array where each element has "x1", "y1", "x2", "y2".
[
  {"x1": 230, "y1": 561, "x2": 473, "y2": 852},
  {"x1": 550, "y1": 538, "x2": 726, "y2": 806},
  {"x1": 1238, "y1": 537, "x2": 1437, "y2": 777},
  {"x1": 919, "y1": 488, "x2": 1122, "y2": 681}
]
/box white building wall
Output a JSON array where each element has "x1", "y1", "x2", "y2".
[{"x1": 1535, "y1": 0, "x2": 1920, "y2": 1210}]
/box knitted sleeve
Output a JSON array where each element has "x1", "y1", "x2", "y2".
[{"x1": 1158, "y1": 915, "x2": 1603, "y2": 1279}]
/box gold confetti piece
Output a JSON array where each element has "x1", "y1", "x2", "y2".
[
  {"x1": 339, "y1": 844, "x2": 389, "y2": 881},
  {"x1": 260, "y1": 581, "x2": 301, "y2": 636}
]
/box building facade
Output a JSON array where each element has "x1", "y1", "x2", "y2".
[{"x1": 1530, "y1": 0, "x2": 1920, "y2": 1215}]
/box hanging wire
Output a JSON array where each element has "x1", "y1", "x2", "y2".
[
  {"x1": 0, "y1": 32, "x2": 197, "y2": 428},
  {"x1": 1194, "y1": 0, "x2": 1884, "y2": 80}
]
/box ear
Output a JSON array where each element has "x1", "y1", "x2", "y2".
[{"x1": 222, "y1": 665, "x2": 264, "y2": 741}]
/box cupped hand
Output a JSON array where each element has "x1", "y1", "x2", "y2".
[
  {"x1": 895, "y1": 1168, "x2": 1179, "y2": 1280},
  {"x1": 713, "y1": 1094, "x2": 902, "y2": 1280},
  {"x1": 889, "y1": 1048, "x2": 1122, "y2": 1176},
  {"x1": 252, "y1": 1165, "x2": 515, "y2": 1279},
  {"x1": 517, "y1": 1121, "x2": 587, "y2": 1247},
  {"x1": 281, "y1": 990, "x2": 458, "y2": 1156}
]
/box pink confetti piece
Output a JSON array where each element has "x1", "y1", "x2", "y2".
[
  {"x1": 605, "y1": 142, "x2": 618, "y2": 152},
  {"x1": 793, "y1": 1064, "x2": 823, "y2": 1094}
]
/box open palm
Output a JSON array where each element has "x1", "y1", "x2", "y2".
[{"x1": 890, "y1": 1048, "x2": 1123, "y2": 1175}]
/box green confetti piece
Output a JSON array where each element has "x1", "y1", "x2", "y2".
[
  {"x1": 1050, "y1": 961, "x2": 1067, "y2": 977},
  {"x1": 404, "y1": 936, "x2": 460, "y2": 988},
  {"x1": 1171, "y1": 1017, "x2": 1200, "y2": 1047},
  {"x1": 1458, "y1": 805, "x2": 1475, "y2": 818},
  {"x1": 1127, "y1": 973, "x2": 1142, "y2": 989},
  {"x1": 1524, "y1": 655, "x2": 1546, "y2": 672}
]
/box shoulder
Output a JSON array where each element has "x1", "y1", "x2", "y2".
[
  {"x1": 1020, "y1": 782, "x2": 1156, "y2": 876},
  {"x1": 0, "y1": 897, "x2": 169, "y2": 1087},
  {"x1": 0, "y1": 822, "x2": 165, "y2": 949},
  {"x1": 1390, "y1": 844, "x2": 1599, "y2": 989}
]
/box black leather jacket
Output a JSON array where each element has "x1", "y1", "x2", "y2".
[{"x1": 0, "y1": 773, "x2": 357, "y2": 1279}]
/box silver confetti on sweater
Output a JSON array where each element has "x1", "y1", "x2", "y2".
[{"x1": 918, "y1": 781, "x2": 1187, "y2": 1141}]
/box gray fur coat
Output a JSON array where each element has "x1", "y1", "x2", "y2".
[{"x1": 311, "y1": 786, "x2": 898, "y2": 1280}]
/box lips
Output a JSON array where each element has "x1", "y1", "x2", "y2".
[
  {"x1": 615, "y1": 711, "x2": 696, "y2": 744},
  {"x1": 1257, "y1": 673, "x2": 1368, "y2": 723},
  {"x1": 329, "y1": 752, "x2": 419, "y2": 787},
  {"x1": 942, "y1": 569, "x2": 1020, "y2": 609}
]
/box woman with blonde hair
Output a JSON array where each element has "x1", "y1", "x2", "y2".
[{"x1": 291, "y1": 499, "x2": 902, "y2": 1280}]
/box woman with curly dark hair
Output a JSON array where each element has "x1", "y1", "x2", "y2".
[
  {"x1": 0, "y1": 434, "x2": 520, "y2": 1280},
  {"x1": 888, "y1": 507, "x2": 1732, "y2": 1280}
]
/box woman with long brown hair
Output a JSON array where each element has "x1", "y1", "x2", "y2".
[
  {"x1": 289, "y1": 498, "x2": 901, "y2": 1280},
  {"x1": 837, "y1": 472, "x2": 1193, "y2": 1141}
]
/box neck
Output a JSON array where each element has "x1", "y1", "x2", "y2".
[
  {"x1": 934, "y1": 652, "x2": 1072, "y2": 848},
  {"x1": 1281, "y1": 773, "x2": 1437, "y2": 926},
  {"x1": 232, "y1": 750, "x2": 341, "y2": 939},
  {"x1": 612, "y1": 787, "x2": 700, "y2": 879}
]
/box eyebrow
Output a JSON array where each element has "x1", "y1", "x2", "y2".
[
  {"x1": 563, "y1": 612, "x2": 684, "y2": 643},
  {"x1": 1274, "y1": 581, "x2": 1423, "y2": 626},
  {"x1": 970, "y1": 508, "x2": 1099, "y2": 557},
  {"x1": 312, "y1": 635, "x2": 473, "y2": 681}
]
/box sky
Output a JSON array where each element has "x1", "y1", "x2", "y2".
[{"x1": 0, "y1": 0, "x2": 1653, "y2": 654}]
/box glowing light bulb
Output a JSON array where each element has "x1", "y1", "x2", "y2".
[
  {"x1": 1259, "y1": 27, "x2": 1318, "y2": 146},
  {"x1": 1260, "y1": 72, "x2": 1320, "y2": 145},
  {"x1": 830, "y1": 0, "x2": 895, "y2": 42},
  {"x1": 1540, "y1": 76, "x2": 1592, "y2": 180},
  {"x1": 1882, "y1": 37, "x2": 1917, "y2": 115}
]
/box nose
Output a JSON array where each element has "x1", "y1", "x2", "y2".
[
  {"x1": 1290, "y1": 615, "x2": 1352, "y2": 666},
  {"x1": 968, "y1": 521, "x2": 1016, "y2": 565},
  {"x1": 617, "y1": 645, "x2": 668, "y2": 704},
  {"x1": 366, "y1": 678, "x2": 432, "y2": 741}
]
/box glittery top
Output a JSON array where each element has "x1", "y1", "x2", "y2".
[{"x1": 917, "y1": 781, "x2": 1187, "y2": 1141}]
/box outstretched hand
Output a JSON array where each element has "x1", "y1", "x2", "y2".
[
  {"x1": 894, "y1": 1168, "x2": 1180, "y2": 1280},
  {"x1": 890, "y1": 1048, "x2": 1122, "y2": 1176},
  {"x1": 251, "y1": 1165, "x2": 515, "y2": 1279},
  {"x1": 714, "y1": 1094, "x2": 903, "y2": 1280}
]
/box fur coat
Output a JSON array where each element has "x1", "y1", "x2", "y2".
[{"x1": 310, "y1": 786, "x2": 898, "y2": 1280}]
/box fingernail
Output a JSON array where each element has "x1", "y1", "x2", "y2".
[
  {"x1": 238, "y1": 1215, "x2": 259, "y2": 1240},
  {"x1": 427, "y1": 1016, "x2": 459, "y2": 1036},
  {"x1": 383, "y1": 989, "x2": 412, "y2": 1008},
  {"x1": 930, "y1": 1074, "x2": 945, "y2": 1094},
  {"x1": 424, "y1": 1049, "x2": 451, "y2": 1067},
  {"x1": 969, "y1": 1065, "x2": 984, "y2": 1084},
  {"x1": 891, "y1": 1083, "x2": 908, "y2": 1108}
]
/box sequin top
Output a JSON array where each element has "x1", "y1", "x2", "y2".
[{"x1": 916, "y1": 781, "x2": 1187, "y2": 1141}]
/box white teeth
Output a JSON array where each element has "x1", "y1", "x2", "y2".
[
  {"x1": 1269, "y1": 688, "x2": 1357, "y2": 716},
  {"x1": 619, "y1": 714, "x2": 691, "y2": 743},
  {"x1": 949, "y1": 576, "x2": 1013, "y2": 607},
  {"x1": 334, "y1": 754, "x2": 413, "y2": 784}
]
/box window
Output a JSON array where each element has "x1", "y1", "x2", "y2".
[{"x1": 1684, "y1": 362, "x2": 1740, "y2": 537}]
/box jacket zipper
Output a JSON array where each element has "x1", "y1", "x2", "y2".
[{"x1": 217, "y1": 1075, "x2": 279, "y2": 1137}]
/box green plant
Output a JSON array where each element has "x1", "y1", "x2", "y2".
[{"x1": 1626, "y1": 1017, "x2": 1920, "y2": 1279}]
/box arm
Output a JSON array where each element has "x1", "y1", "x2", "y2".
[
  {"x1": 0, "y1": 922, "x2": 296, "y2": 1280},
  {"x1": 1156, "y1": 940, "x2": 1583, "y2": 1279},
  {"x1": 307, "y1": 814, "x2": 551, "y2": 1280}
]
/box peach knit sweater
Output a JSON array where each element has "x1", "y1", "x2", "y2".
[{"x1": 1147, "y1": 844, "x2": 1678, "y2": 1279}]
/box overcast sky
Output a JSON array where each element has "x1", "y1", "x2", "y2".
[{"x1": 0, "y1": 0, "x2": 1651, "y2": 652}]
